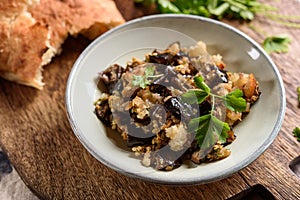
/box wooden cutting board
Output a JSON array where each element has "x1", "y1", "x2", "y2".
[{"x1": 0, "y1": 0, "x2": 299, "y2": 199}]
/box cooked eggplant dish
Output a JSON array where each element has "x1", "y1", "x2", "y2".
[{"x1": 94, "y1": 41, "x2": 260, "y2": 171}]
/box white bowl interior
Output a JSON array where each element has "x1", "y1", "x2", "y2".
[{"x1": 66, "y1": 14, "x2": 285, "y2": 185}]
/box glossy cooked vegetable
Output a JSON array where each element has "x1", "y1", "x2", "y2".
[{"x1": 94, "y1": 41, "x2": 260, "y2": 170}]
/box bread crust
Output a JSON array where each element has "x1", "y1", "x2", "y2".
[
  {"x1": 0, "y1": 12, "x2": 49, "y2": 89},
  {"x1": 0, "y1": 0, "x2": 39, "y2": 19},
  {"x1": 0, "y1": 0, "x2": 125, "y2": 89},
  {"x1": 30, "y1": 0, "x2": 125, "y2": 48}
]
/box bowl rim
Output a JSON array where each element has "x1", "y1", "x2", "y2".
[{"x1": 65, "y1": 14, "x2": 286, "y2": 185}]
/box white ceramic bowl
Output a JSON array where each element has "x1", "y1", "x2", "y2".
[{"x1": 65, "y1": 14, "x2": 286, "y2": 185}]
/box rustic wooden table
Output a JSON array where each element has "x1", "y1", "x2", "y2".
[{"x1": 0, "y1": 0, "x2": 299, "y2": 199}]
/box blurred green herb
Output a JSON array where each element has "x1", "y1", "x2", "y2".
[
  {"x1": 135, "y1": 0, "x2": 299, "y2": 54},
  {"x1": 181, "y1": 76, "x2": 246, "y2": 148},
  {"x1": 293, "y1": 88, "x2": 300, "y2": 142},
  {"x1": 297, "y1": 86, "x2": 300, "y2": 106},
  {"x1": 292, "y1": 127, "x2": 300, "y2": 142},
  {"x1": 262, "y1": 34, "x2": 292, "y2": 54},
  {"x1": 263, "y1": 13, "x2": 300, "y2": 29},
  {"x1": 132, "y1": 65, "x2": 162, "y2": 88},
  {"x1": 135, "y1": 0, "x2": 275, "y2": 20}
]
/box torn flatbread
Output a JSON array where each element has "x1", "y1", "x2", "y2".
[{"x1": 0, "y1": 0, "x2": 125, "y2": 89}]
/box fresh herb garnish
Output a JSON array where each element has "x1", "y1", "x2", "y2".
[
  {"x1": 297, "y1": 86, "x2": 300, "y2": 106},
  {"x1": 132, "y1": 65, "x2": 162, "y2": 88},
  {"x1": 182, "y1": 76, "x2": 247, "y2": 112},
  {"x1": 135, "y1": 1, "x2": 298, "y2": 54},
  {"x1": 262, "y1": 34, "x2": 292, "y2": 54},
  {"x1": 181, "y1": 75, "x2": 247, "y2": 148},
  {"x1": 224, "y1": 89, "x2": 247, "y2": 112},
  {"x1": 135, "y1": 0, "x2": 274, "y2": 21},
  {"x1": 292, "y1": 127, "x2": 300, "y2": 142},
  {"x1": 181, "y1": 76, "x2": 210, "y2": 104},
  {"x1": 188, "y1": 114, "x2": 230, "y2": 149}
]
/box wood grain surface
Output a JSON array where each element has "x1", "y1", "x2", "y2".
[{"x1": 0, "y1": 0, "x2": 299, "y2": 199}]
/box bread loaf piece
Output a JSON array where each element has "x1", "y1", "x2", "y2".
[
  {"x1": 0, "y1": 0, "x2": 39, "y2": 19},
  {"x1": 0, "y1": 0, "x2": 125, "y2": 89}
]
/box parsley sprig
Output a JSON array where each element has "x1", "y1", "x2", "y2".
[
  {"x1": 135, "y1": 0, "x2": 273, "y2": 21},
  {"x1": 297, "y1": 86, "x2": 300, "y2": 107},
  {"x1": 292, "y1": 127, "x2": 300, "y2": 142},
  {"x1": 262, "y1": 34, "x2": 292, "y2": 54},
  {"x1": 135, "y1": 0, "x2": 298, "y2": 54},
  {"x1": 132, "y1": 65, "x2": 163, "y2": 88},
  {"x1": 293, "y1": 87, "x2": 300, "y2": 142},
  {"x1": 181, "y1": 76, "x2": 247, "y2": 148}
]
